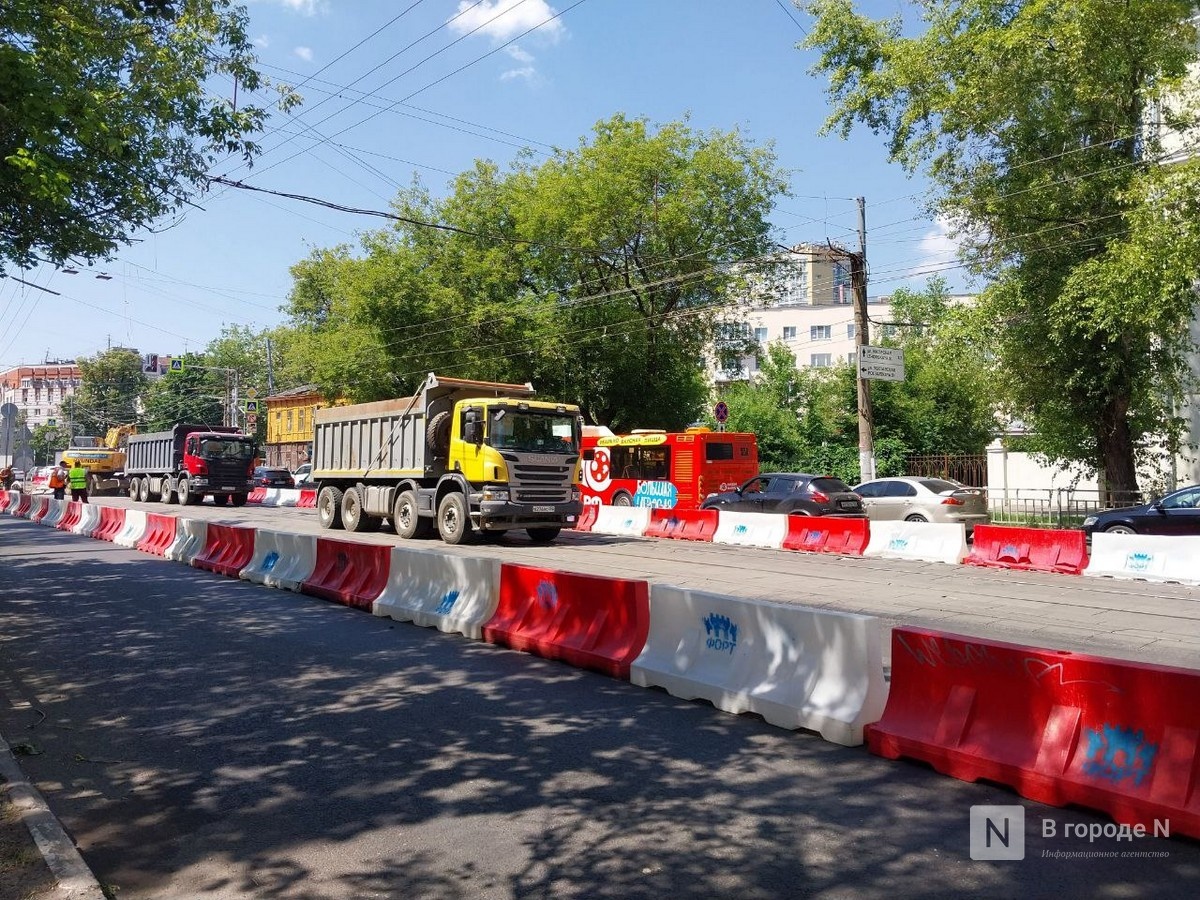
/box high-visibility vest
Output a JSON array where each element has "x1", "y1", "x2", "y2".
[
  {"x1": 49, "y1": 469, "x2": 67, "y2": 489},
  {"x1": 68, "y1": 466, "x2": 87, "y2": 490}
]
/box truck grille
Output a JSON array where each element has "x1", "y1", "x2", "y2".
[{"x1": 502, "y1": 453, "x2": 575, "y2": 504}]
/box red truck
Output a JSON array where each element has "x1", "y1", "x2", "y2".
[{"x1": 122, "y1": 423, "x2": 257, "y2": 506}]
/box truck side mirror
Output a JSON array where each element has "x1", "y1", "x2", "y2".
[{"x1": 464, "y1": 421, "x2": 480, "y2": 444}]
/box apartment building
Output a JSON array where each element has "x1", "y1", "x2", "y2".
[{"x1": 0, "y1": 362, "x2": 82, "y2": 466}]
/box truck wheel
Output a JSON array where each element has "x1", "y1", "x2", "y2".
[
  {"x1": 341, "y1": 486, "x2": 371, "y2": 533},
  {"x1": 393, "y1": 489, "x2": 432, "y2": 540},
  {"x1": 137, "y1": 478, "x2": 150, "y2": 503},
  {"x1": 426, "y1": 411, "x2": 452, "y2": 457},
  {"x1": 128, "y1": 477, "x2": 141, "y2": 501},
  {"x1": 318, "y1": 486, "x2": 344, "y2": 529},
  {"x1": 612, "y1": 491, "x2": 633, "y2": 507},
  {"x1": 159, "y1": 479, "x2": 174, "y2": 504},
  {"x1": 527, "y1": 527, "x2": 561, "y2": 544},
  {"x1": 178, "y1": 479, "x2": 199, "y2": 506},
  {"x1": 230, "y1": 493, "x2": 247, "y2": 507},
  {"x1": 437, "y1": 492, "x2": 473, "y2": 544}
]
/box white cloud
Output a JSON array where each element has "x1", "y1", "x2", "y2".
[
  {"x1": 505, "y1": 45, "x2": 534, "y2": 64},
  {"x1": 253, "y1": 34, "x2": 270, "y2": 48},
  {"x1": 501, "y1": 66, "x2": 536, "y2": 81},
  {"x1": 449, "y1": 0, "x2": 565, "y2": 43},
  {"x1": 910, "y1": 215, "x2": 960, "y2": 275},
  {"x1": 293, "y1": 46, "x2": 314, "y2": 62},
  {"x1": 277, "y1": 0, "x2": 323, "y2": 15}
]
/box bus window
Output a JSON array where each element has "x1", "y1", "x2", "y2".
[
  {"x1": 705, "y1": 442, "x2": 734, "y2": 461},
  {"x1": 610, "y1": 446, "x2": 671, "y2": 479}
]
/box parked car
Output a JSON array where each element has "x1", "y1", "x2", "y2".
[
  {"x1": 853, "y1": 477, "x2": 989, "y2": 534},
  {"x1": 700, "y1": 473, "x2": 865, "y2": 517},
  {"x1": 292, "y1": 463, "x2": 313, "y2": 487},
  {"x1": 25, "y1": 466, "x2": 54, "y2": 493},
  {"x1": 1081, "y1": 485, "x2": 1200, "y2": 536},
  {"x1": 253, "y1": 466, "x2": 295, "y2": 489}
]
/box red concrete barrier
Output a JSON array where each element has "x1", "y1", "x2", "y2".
[
  {"x1": 0, "y1": 492, "x2": 10, "y2": 512},
  {"x1": 92, "y1": 506, "x2": 126, "y2": 542},
  {"x1": 192, "y1": 523, "x2": 256, "y2": 577},
  {"x1": 297, "y1": 489, "x2": 317, "y2": 509},
  {"x1": 13, "y1": 494, "x2": 32, "y2": 518},
  {"x1": 643, "y1": 508, "x2": 719, "y2": 541},
  {"x1": 300, "y1": 539, "x2": 390, "y2": 610},
  {"x1": 56, "y1": 501, "x2": 83, "y2": 532},
  {"x1": 483, "y1": 564, "x2": 650, "y2": 680},
  {"x1": 574, "y1": 504, "x2": 599, "y2": 532},
  {"x1": 246, "y1": 487, "x2": 266, "y2": 505},
  {"x1": 867, "y1": 626, "x2": 1200, "y2": 839},
  {"x1": 29, "y1": 496, "x2": 50, "y2": 523},
  {"x1": 782, "y1": 515, "x2": 869, "y2": 555},
  {"x1": 965, "y1": 524, "x2": 1089, "y2": 575},
  {"x1": 136, "y1": 513, "x2": 178, "y2": 557}
]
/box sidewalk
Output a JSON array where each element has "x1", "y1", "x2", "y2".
[{"x1": 0, "y1": 732, "x2": 107, "y2": 900}]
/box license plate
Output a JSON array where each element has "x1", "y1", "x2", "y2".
[
  {"x1": 838, "y1": 500, "x2": 857, "y2": 509},
  {"x1": 221, "y1": 486, "x2": 236, "y2": 491},
  {"x1": 532, "y1": 505, "x2": 554, "y2": 513}
]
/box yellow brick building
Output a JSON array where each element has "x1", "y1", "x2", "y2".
[{"x1": 264, "y1": 385, "x2": 327, "y2": 470}]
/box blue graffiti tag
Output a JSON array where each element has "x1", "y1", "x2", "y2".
[
  {"x1": 888, "y1": 537, "x2": 910, "y2": 551},
  {"x1": 703, "y1": 613, "x2": 738, "y2": 654},
  {"x1": 733, "y1": 524, "x2": 748, "y2": 536},
  {"x1": 262, "y1": 550, "x2": 279, "y2": 571},
  {"x1": 435, "y1": 590, "x2": 460, "y2": 616},
  {"x1": 536, "y1": 579, "x2": 558, "y2": 610},
  {"x1": 1125, "y1": 552, "x2": 1154, "y2": 572},
  {"x1": 1081, "y1": 725, "x2": 1158, "y2": 787},
  {"x1": 1000, "y1": 544, "x2": 1018, "y2": 558}
]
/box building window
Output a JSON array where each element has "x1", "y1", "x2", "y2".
[
  {"x1": 782, "y1": 326, "x2": 797, "y2": 340},
  {"x1": 298, "y1": 408, "x2": 306, "y2": 431},
  {"x1": 847, "y1": 323, "x2": 856, "y2": 339},
  {"x1": 286, "y1": 409, "x2": 294, "y2": 430},
  {"x1": 848, "y1": 352, "x2": 857, "y2": 366},
  {"x1": 754, "y1": 326, "x2": 769, "y2": 343},
  {"x1": 33, "y1": 408, "x2": 41, "y2": 417},
  {"x1": 810, "y1": 354, "x2": 832, "y2": 368},
  {"x1": 810, "y1": 325, "x2": 832, "y2": 341}
]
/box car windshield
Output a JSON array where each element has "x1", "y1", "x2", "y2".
[
  {"x1": 811, "y1": 477, "x2": 852, "y2": 494},
  {"x1": 489, "y1": 411, "x2": 578, "y2": 453}
]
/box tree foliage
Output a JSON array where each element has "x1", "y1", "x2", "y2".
[
  {"x1": 62, "y1": 348, "x2": 145, "y2": 434},
  {"x1": 805, "y1": 0, "x2": 1200, "y2": 494},
  {"x1": 1, "y1": 0, "x2": 294, "y2": 274},
  {"x1": 141, "y1": 352, "x2": 224, "y2": 431},
  {"x1": 29, "y1": 422, "x2": 70, "y2": 465},
  {"x1": 282, "y1": 114, "x2": 788, "y2": 429}
]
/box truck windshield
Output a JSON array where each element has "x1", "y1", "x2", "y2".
[
  {"x1": 198, "y1": 438, "x2": 256, "y2": 459},
  {"x1": 489, "y1": 411, "x2": 578, "y2": 453}
]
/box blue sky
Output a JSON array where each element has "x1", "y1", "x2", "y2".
[{"x1": 0, "y1": 0, "x2": 961, "y2": 369}]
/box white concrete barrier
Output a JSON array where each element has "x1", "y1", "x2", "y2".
[
  {"x1": 276, "y1": 488, "x2": 302, "y2": 508},
  {"x1": 373, "y1": 546, "x2": 501, "y2": 640},
  {"x1": 712, "y1": 511, "x2": 788, "y2": 550},
  {"x1": 263, "y1": 531, "x2": 318, "y2": 591},
  {"x1": 863, "y1": 520, "x2": 967, "y2": 565},
  {"x1": 73, "y1": 503, "x2": 102, "y2": 537},
  {"x1": 631, "y1": 585, "x2": 888, "y2": 746},
  {"x1": 41, "y1": 498, "x2": 65, "y2": 527},
  {"x1": 114, "y1": 509, "x2": 148, "y2": 548},
  {"x1": 165, "y1": 518, "x2": 208, "y2": 564},
  {"x1": 1083, "y1": 532, "x2": 1200, "y2": 584},
  {"x1": 589, "y1": 505, "x2": 651, "y2": 538}
]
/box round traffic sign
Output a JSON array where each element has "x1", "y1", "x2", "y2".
[{"x1": 714, "y1": 401, "x2": 729, "y2": 423}]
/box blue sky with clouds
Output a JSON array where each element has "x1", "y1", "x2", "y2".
[{"x1": 0, "y1": 0, "x2": 961, "y2": 369}]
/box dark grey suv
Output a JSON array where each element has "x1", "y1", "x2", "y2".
[{"x1": 700, "y1": 473, "x2": 865, "y2": 517}]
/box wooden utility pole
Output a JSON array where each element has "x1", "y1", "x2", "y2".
[{"x1": 852, "y1": 196, "x2": 876, "y2": 483}]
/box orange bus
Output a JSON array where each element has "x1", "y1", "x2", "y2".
[{"x1": 580, "y1": 428, "x2": 759, "y2": 510}]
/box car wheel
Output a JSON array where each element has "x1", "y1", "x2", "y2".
[
  {"x1": 904, "y1": 514, "x2": 928, "y2": 523},
  {"x1": 178, "y1": 479, "x2": 199, "y2": 506},
  {"x1": 437, "y1": 492, "x2": 473, "y2": 545},
  {"x1": 137, "y1": 477, "x2": 150, "y2": 503},
  {"x1": 612, "y1": 491, "x2": 633, "y2": 508},
  {"x1": 393, "y1": 489, "x2": 432, "y2": 540},
  {"x1": 159, "y1": 478, "x2": 174, "y2": 504},
  {"x1": 1104, "y1": 524, "x2": 1136, "y2": 535},
  {"x1": 527, "y1": 526, "x2": 561, "y2": 544},
  {"x1": 230, "y1": 494, "x2": 247, "y2": 507},
  {"x1": 318, "y1": 486, "x2": 344, "y2": 529},
  {"x1": 128, "y1": 477, "x2": 141, "y2": 501}
]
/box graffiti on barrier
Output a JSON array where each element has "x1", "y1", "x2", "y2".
[
  {"x1": 1082, "y1": 725, "x2": 1158, "y2": 787},
  {"x1": 704, "y1": 613, "x2": 738, "y2": 654},
  {"x1": 436, "y1": 590, "x2": 460, "y2": 616}
]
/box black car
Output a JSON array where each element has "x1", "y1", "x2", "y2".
[
  {"x1": 1081, "y1": 485, "x2": 1200, "y2": 536},
  {"x1": 700, "y1": 473, "x2": 865, "y2": 517},
  {"x1": 253, "y1": 466, "x2": 295, "y2": 489}
]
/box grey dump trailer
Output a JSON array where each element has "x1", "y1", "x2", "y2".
[
  {"x1": 312, "y1": 373, "x2": 583, "y2": 544},
  {"x1": 124, "y1": 423, "x2": 257, "y2": 506}
]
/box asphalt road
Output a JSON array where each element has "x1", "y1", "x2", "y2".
[{"x1": 0, "y1": 512, "x2": 1197, "y2": 899}]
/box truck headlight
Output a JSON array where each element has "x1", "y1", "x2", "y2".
[{"x1": 482, "y1": 488, "x2": 509, "y2": 502}]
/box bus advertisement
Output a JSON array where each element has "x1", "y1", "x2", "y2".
[{"x1": 580, "y1": 428, "x2": 759, "y2": 511}]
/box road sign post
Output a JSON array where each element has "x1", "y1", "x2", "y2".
[
  {"x1": 714, "y1": 401, "x2": 729, "y2": 433},
  {"x1": 857, "y1": 345, "x2": 906, "y2": 383}
]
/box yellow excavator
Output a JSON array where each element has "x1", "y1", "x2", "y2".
[{"x1": 60, "y1": 424, "x2": 136, "y2": 495}]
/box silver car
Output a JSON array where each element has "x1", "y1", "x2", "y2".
[{"x1": 852, "y1": 477, "x2": 989, "y2": 533}]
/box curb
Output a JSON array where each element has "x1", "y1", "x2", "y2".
[{"x1": 0, "y1": 731, "x2": 107, "y2": 900}]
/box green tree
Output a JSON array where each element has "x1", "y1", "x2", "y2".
[
  {"x1": 29, "y1": 422, "x2": 70, "y2": 466},
  {"x1": 282, "y1": 114, "x2": 788, "y2": 428},
  {"x1": 62, "y1": 348, "x2": 145, "y2": 433},
  {"x1": 1, "y1": 1, "x2": 295, "y2": 274},
  {"x1": 805, "y1": 0, "x2": 1200, "y2": 495},
  {"x1": 141, "y1": 353, "x2": 224, "y2": 430}
]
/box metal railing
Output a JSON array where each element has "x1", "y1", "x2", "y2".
[{"x1": 986, "y1": 488, "x2": 1145, "y2": 529}]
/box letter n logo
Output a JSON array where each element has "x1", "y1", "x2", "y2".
[{"x1": 970, "y1": 806, "x2": 1025, "y2": 860}]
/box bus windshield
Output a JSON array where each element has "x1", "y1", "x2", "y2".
[{"x1": 488, "y1": 411, "x2": 578, "y2": 454}]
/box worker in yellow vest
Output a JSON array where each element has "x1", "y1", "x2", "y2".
[{"x1": 67, "y1": 459, "x2": 89, "y2": 503}]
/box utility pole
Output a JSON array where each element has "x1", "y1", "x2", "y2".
[
  {"x1": 852, "y1": 196, "x2": 876, "y2": 483},
  {"x1": 266, "y1": 338, "x2": 276, "y2": 397}
]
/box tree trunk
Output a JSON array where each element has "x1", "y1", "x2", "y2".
[{"x1": 1098, "y1": 393, "x2": 1140, "y2": 504}]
